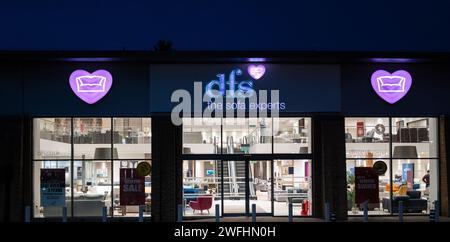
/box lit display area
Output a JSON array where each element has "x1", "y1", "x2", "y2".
[
  {"x1": 183, "y1": 118, "x2": 311, "y2": 155},
  {"x1": 182, "y1": 159, "x2": 312, "y2": 217},
  {"x1": 182, "y1": 117, "x2": 312, "y2": 217},
  {"x1": 345, "y1": 117, "x2": 439, "y2": 215},
  {"x1": 33, "y1": 118, "x2": 152, "y2": 218}
]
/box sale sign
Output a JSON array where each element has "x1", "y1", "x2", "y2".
[
  {"x1": 41, "y1": 169, "x2": 66, "y2": 206},
  {"x1": 120, "y1": 168, "x2": 145, "y2": 205},
  {"x1": 355, "y1": 167, "x2": 379, "y2": 204}
]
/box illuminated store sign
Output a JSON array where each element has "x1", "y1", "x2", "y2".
[
  {"x1": 204, "y1": 66, "x2": 260, "y2": 98},
  {"x1": 202, "y1": 64, "x2": 284, "y2": 111},
  {"x1": 247, "y1": 64, "x2": 266, "y2": 80},
  {"x1": 69, "y1": 69, "x2": 113, "y2": 104},
  {"x1": 371, "y1": 70, "x2": 412, "y2": 104}
]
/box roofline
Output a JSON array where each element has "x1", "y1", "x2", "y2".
[{"x1": 0, "y1": 50, "x2": 449, "y2": 63}]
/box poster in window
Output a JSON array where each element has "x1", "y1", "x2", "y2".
[
  {"x1": 356, "y1": 122, "x2": 365, "y2": 137},
  {"x1": 355, "y1": 167, "x2": 379, "y2": 204},
  {"x1": 402, "y1": 163, "x2": 414, "y2": 190},
  {"x1": 120, "y1": 168, "x2": 145, "y2": 205},
  {"x1": 40, "y1": 169, "x2": 66, "y2": 206}
]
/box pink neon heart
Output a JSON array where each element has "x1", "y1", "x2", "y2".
[
  {"x1": 69, "y1": 69, "x2": 113, "y2": 104},
  {"x1": 247, "y1": 65, "x2": 266, "y2": 80}
]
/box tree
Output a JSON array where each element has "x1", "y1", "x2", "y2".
[{"x1": 153, "y1": 40, "x2": 173, "y2": 52}]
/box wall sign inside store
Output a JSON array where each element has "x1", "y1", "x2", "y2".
[
  {"x1": 69, "y1": 69, "x2": 113, "y2": 104},
  {"x1": 136, "y1": 162, "x2": 151, "y2": 177},
  {"x1": 373, "y1": 160, "x2": 387, "y2": 175},
  {"x1": 370, "y1": 70, "x2": 412, "y2": 104}
]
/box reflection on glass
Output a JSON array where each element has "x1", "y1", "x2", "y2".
[
  {"x1": 273, "y1": 118, "x2": 311, "y2": 154},
  {"x1": 391, "y1": 118, "x2": 438, "y2": 158},
  {"x1": 73, "y1": 118, "x2": 112, "y2": 159},
  {"x1": 249, "y1": 161, "x2": 272, "y2": 214},
  {"x1": 345, "y1": 118, "x2": 390, "y2": 158},
  {"x1": 345, "y1": 117, "x2": 439, "y2": 215},
  {"x1": 73, "y1": 160, "x2": 111, "y2": 217},
  {"x1": 391, "y1": 159, "x2": 438, "y2": 214},
  {"x1": 182, "y1": 160, "x2": 220, "y2": 216},
  {"x1": 33, "y1": 118, "x2": 72, "y2": 159},
  {"x1": 346, "y1": 159, "x2": 390, "y2": 215},
  {"x1": 33, "y1": 161, "x2": 72, "y2": 218},
  {"x1": 32, "y1": 117, "x2": 153, "y2": 218},
  {"x1": 273, "y1": 160, "x2": 312, "y2": 216},
  {"x1": 183, "y1": 118, "x2": 221, "y2": 154},
  {"x1": 113, "y1": 118, "x2": 152, "y2": 159},
  {"x1": 222, "y1": 160, "x2": 246, "y2": 214},
  {"x1": 182, "y1": 117, "x2": 312, "y2": 155},
  {"x1": 112, "y1": 160, "x2": 152, "y2": 217},
  {"x1": 223, "y1": 118, "x2": 272, "y2": 154}
]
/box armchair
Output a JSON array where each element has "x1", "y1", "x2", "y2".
[{"x1": 189, "y1": 195, "x2": 213, "y2": 214}]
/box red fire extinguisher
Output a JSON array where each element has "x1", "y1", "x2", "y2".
[{"x1": 301, "y1": 200, "x2": 309, "y2": 216}]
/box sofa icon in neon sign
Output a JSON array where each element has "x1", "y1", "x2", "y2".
[
  {"x1": 76, "y1": 75, "x2": 107, "y2": 93},
  {"x1": 205, "y1": 65, "x2": 265, "y2": 98},
  {"x1": 69, "y1": 69, "x2": 113, "y2": 104},
  {"x1": 371, "y1": 70, "x2": 412, "y2": 104}
]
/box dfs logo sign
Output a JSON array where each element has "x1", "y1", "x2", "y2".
[{"x1": 204, "y1": 65, "x2": 266, "y2": 98}]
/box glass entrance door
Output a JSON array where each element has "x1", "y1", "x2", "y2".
[
  {"x1": 248, "y1": 160, "x2": 273, "y2": 215},
  {"x1": 222, "y1": 160, "x2": 247, "y2": 215},
  {"x1": 221, "y1": 159, "x2": 273, "y2": 216}
]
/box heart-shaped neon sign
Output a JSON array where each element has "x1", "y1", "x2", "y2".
[
  {"x1": 69, "y1": 69, "x2": 113, "y2": 104},
  {"x1": 370, "y1": 70, "x2": 412, "y2": 104},
  {"x1": 247, "y1": 65, "x2": 266, "y2": 80}
]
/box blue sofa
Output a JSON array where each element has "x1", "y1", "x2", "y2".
[{"x1": 183, "y1": 187, "x2": 201, "y2": 203}]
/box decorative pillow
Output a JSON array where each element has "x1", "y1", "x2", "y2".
[
  {"x1": 395, "y1": 185, "x2": 408, "y2": 196},
  {"x1": 407, "y1": 190, "x2": 421, "y2": 199},
  {"x1": 85, "y1": 193, "x2": 104, "y2": 199},
  {"x1": 394, "y1": 195, "x2": 410, "y2": 201}
]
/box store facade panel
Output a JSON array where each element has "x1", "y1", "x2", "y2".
[
  {"x1": 0, "y1": 52, "x2": 449, "y2": 222},
  {"x1": 150, "y1": 64, "x2": 341, "y2": 114},
  {"x1": 9, "y1": 62, "x2": 151, "y2": 116},
  {"x1": 342, "y1": 63, "x2": 450, "y2": 116}
]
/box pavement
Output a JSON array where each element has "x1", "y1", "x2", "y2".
[{"x1": 186, "y1": 216, "x2": 450, "y2": 222}]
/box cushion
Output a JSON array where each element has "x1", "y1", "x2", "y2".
[
  {"x1": 84, "y1": 193, "x2": 104, "y2": 199},
  {"x1": 184, "y1": 188, "x2": 199, "y2": 193},
  {"x1": 395, "y1": 185, "x2": 408, "y2": 196},
  {"x1": 394, "y1": 195, "x2": 410, "y2": 201},
  {"x1": 407, "y1": 190, "x2": 421, "y2": 199}
]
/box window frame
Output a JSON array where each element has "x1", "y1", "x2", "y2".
[
  {"x1": 181, "y1": 115, "x2": 314, "y2": 218},
  {"x1": 32, "y1": 116, "x2": 152, "y2": 220},
  {"x1": 344, "y1": 116, "x2": 440, "y2": 216}
]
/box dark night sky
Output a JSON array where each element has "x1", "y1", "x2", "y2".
[{"x1": 1, "y1": 0, "x2": 450, "y2": 51}]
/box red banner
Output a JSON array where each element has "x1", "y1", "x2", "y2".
[
  {"x1": 120, "y1": 168, "x2": 145, "y2": 205},
  {"x1": 355, "y1": 167, "x2": 379, "y2": 204},
  {"x1": 356, "y1": 122, "x2": 365, "y2": 137}
]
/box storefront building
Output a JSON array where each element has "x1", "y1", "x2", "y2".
[{"x1": 0, "y1": 52, "x2": 449, "y2": 222}]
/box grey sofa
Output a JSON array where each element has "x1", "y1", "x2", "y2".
[
  {"x1": 43, "y1": 193, "x2": 106, "y2": 217},
  {"x1": 273, "y1": 187, "x2": 308, "y2": 204}
]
